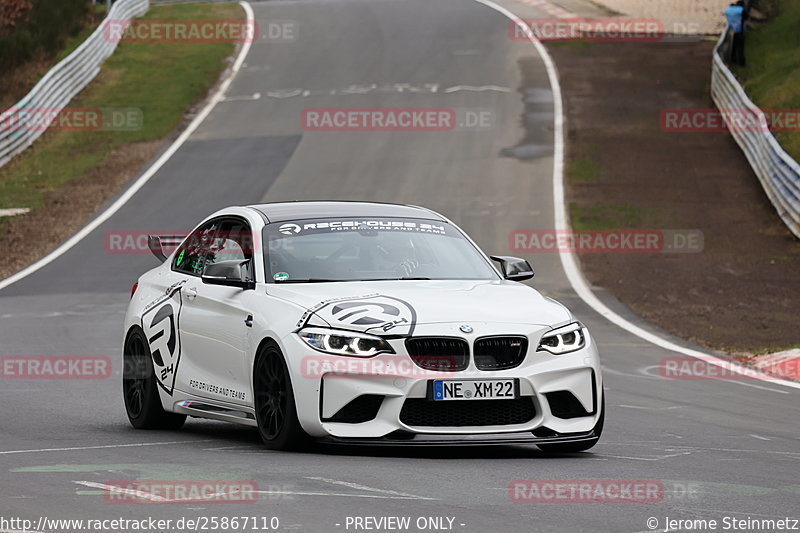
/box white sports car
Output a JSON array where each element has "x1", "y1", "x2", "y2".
[{"x1": 123, "y1": 201, "x2": 604, "y2": 452}]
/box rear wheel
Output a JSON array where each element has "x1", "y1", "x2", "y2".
[
  {"x1": 123, "y1": 328, "x2": 186, "y2": 430},
  {"x1": 253, "y1": 342, "x2": 309, "y2": 450},
  {"x1": 536, "y1": 394, "x2": 604, "y2": 453}
]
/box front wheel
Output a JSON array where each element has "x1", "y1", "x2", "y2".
[
  {"x1": 253, "y1": 342, "x2": 310, "y2": 450},
  {"x1": 123, "y1": 328, "x2": 186, "y2": 430},
  {"x1": 536, "y1": 394, "x2": 604, "y2": 453}
]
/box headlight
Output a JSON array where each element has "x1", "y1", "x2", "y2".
[
  {"x1": 297, "y1": 327, "x2": 395, "y2": 357},
  {"x1": 537, "y1": 322, "x2": 586, "y2": 355}
]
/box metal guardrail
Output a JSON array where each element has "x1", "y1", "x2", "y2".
[
  {"x1": 0, "y1": 0, "x2": 149, "y2": 168},
  {"x1": 711, "y1": 29, "x2": 800, "y2": 239}
]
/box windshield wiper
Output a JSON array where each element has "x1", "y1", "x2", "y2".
[
  {"x1": 275, "y1": 278, "x2": 346, "y2": 283},
  {"x1": 355, "y1": 277, "x2": 432, "y2": 281},
  {"x1": 275, "y1": 277, "x2": 431, "y2": 283}
]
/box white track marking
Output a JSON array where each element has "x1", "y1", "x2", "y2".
[
  {"x1": 471, "y1": 0, "x2": 800, "y2": 391},
  {"x1": 258, "y1": 84, "x2": 510, "y2": 98},
  {"x1": 305, "y1": 476, "x2": 435, "y2": 500},
  {"x1": 77, "y1": 480, "x2": 436, "y2": 502},
  {"x1": 221, "y1": 92, "x2": 261, "y2": 102},
  {"x1": 0, "y1": 208, "x2": 30, "y2": 217},
  {"x1": 717, "y1": 377, "x2": 790, "y2": 394},
  {"x1": 637, "y1": 364, "x2": 789, "y2": 394},
  {"x1": 75, "y1": 481, "x2": 169, "y2": 502},
  {"x1": 594, "y1": 452, "x2": 694, "y2": 462},
  {"x1": 0, "y1": 440, "x2": 215, "y2": 455},
  {"x1": 256, "y1": 490, "x2": 424, "y2": 500},
  {"x1": 638, "y1": 363, "x2": 789, "y2": 394},
  {"x1": 442, "y1": 85, "x2": 512, "y2": 92},
  {"x1": 76, "y1": 480, "x2": 253, "y2": 503},
  {"x1": 0, "y1": 2, "x2": 255, "y2": 292}
]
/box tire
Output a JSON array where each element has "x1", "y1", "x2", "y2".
[
  {"x1": 123, "y1": 327, "x2": 186, "y2": 430},
  {"x1": 253, "y1": 341, "x2": 310, "y2": 450},
  {"x1": 536, "y1": 394, "x2": 604, "y2": 454}
]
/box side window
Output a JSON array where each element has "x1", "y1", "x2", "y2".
[
  {"x1": 172, "y1": 220, "x2": 222, "y2": 276},
  {"x1": 203, "y1": 219, "x2": 254, "y2": 269}
]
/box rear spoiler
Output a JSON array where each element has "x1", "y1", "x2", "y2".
[{"x1": 147, "y1": 235, "x2": 186, "y2": 262}]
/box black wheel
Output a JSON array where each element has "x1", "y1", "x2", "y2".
[
  {"x1": 253, "y1": 342, "x2": 309, "y2": 450},
  {"x1": 123, "y1": 328, "x2": 186, "y2": 430},
  {"x1": 537, "y1": 394, "x2": 604, "y2": 453}
]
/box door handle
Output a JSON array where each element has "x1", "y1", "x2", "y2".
[
  {"x1": 185, "y1": 287, "x2": 198, "y2": 300},
  {"x1": 244, "y1": 314, "x2": 253, "y2": 327}
]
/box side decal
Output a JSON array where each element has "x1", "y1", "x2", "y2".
[
  {"x1": 141, "y1": 288, "x2": 184, "y2": 395},
  {"x1": 300, "y1": 294, "x2": 417, "y2": 336}
]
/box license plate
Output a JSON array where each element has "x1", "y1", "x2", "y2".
[{"x1": 432, "y1": 379, "x2": 518, "y2": 401}]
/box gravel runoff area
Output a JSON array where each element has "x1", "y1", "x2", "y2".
[
  {"x1": 548, "y1": 37, "x2": 800, "y2": 357},
  {"x1": 579, "y1": 0, "x2": 733, "y2": 34}
]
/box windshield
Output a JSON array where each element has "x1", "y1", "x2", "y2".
[{"x1": 262, "y1": 217, "x2": 500, "y2": 283}]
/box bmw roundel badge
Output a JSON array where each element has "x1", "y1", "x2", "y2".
[{"x1": 459, "y1": 325, "x2": 474, "y2": 334}]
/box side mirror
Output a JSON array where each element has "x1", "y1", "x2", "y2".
[
  {"x1": 202, "y1": 259, "x2": 256, "y2": 290},
  {"x1": 490, "y1": 255, "x2": 534, "y2": 281}
]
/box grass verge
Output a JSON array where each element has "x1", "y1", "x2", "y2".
[
  {"x1": 570, "y1": 203, "x2": 644, "y2": 231},
  {"x1": 0, "y1": 3, "x2": 240, "y2": 211},
  {"x1": 738, "y1": 0, "x2": 800, "y2": 160},
  {"x1": 0, "y1": 2, "x2": 241, "y2": 279},
  {"x1": 566, "y1": 157, "x2": 600, "y2": 183}
]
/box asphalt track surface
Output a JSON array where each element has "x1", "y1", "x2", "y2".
[{"x1": 1, "y1": 0, "x2": 799, "y2": 532}]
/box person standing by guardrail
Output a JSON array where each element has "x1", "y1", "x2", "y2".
[{"x1": 724, "y1": 0, "x2": 747, "y2": 66}]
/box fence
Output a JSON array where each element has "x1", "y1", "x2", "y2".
[
  {"x1": 710, "y1": 29, "x2": 800, "y2": 239},
  {"x1": 0, "y1": 0, "x2": 150, "y2": 168}
]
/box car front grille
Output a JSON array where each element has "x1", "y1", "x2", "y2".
[
  {"x1": 474, "y1": 336, "x2": 528, "y2": 370},
  {"x1": 405, "y1": 337, "x2": 469, "y2": 371},
  {"x1": 399, "y1": 398, "x2": 536, "y2": 427}
]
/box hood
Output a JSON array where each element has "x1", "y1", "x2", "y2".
[{"x1": 267, "y1": 280, "x2": 571, "y2": 336}]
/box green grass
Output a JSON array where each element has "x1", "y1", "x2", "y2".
[
  {"x1": 0, "y1": 3, "x2": 241, "y2": 211},
  {"x1": 567, "y1": 157, "x2": 600, "y2": 183},
  {"x1": 570, "y1": 203, "x2": 644, "y2": 230},
  {"x1": 737, "y1": 0, "x2": 800, "y2": 160}
]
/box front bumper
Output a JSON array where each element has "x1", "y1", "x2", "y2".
[
  {"x1": 283, "y1": 322, "x2": 603, "y2": 440},
  {"x1": 319, "y1": 429, "x2": 601, "y2": 446}
]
